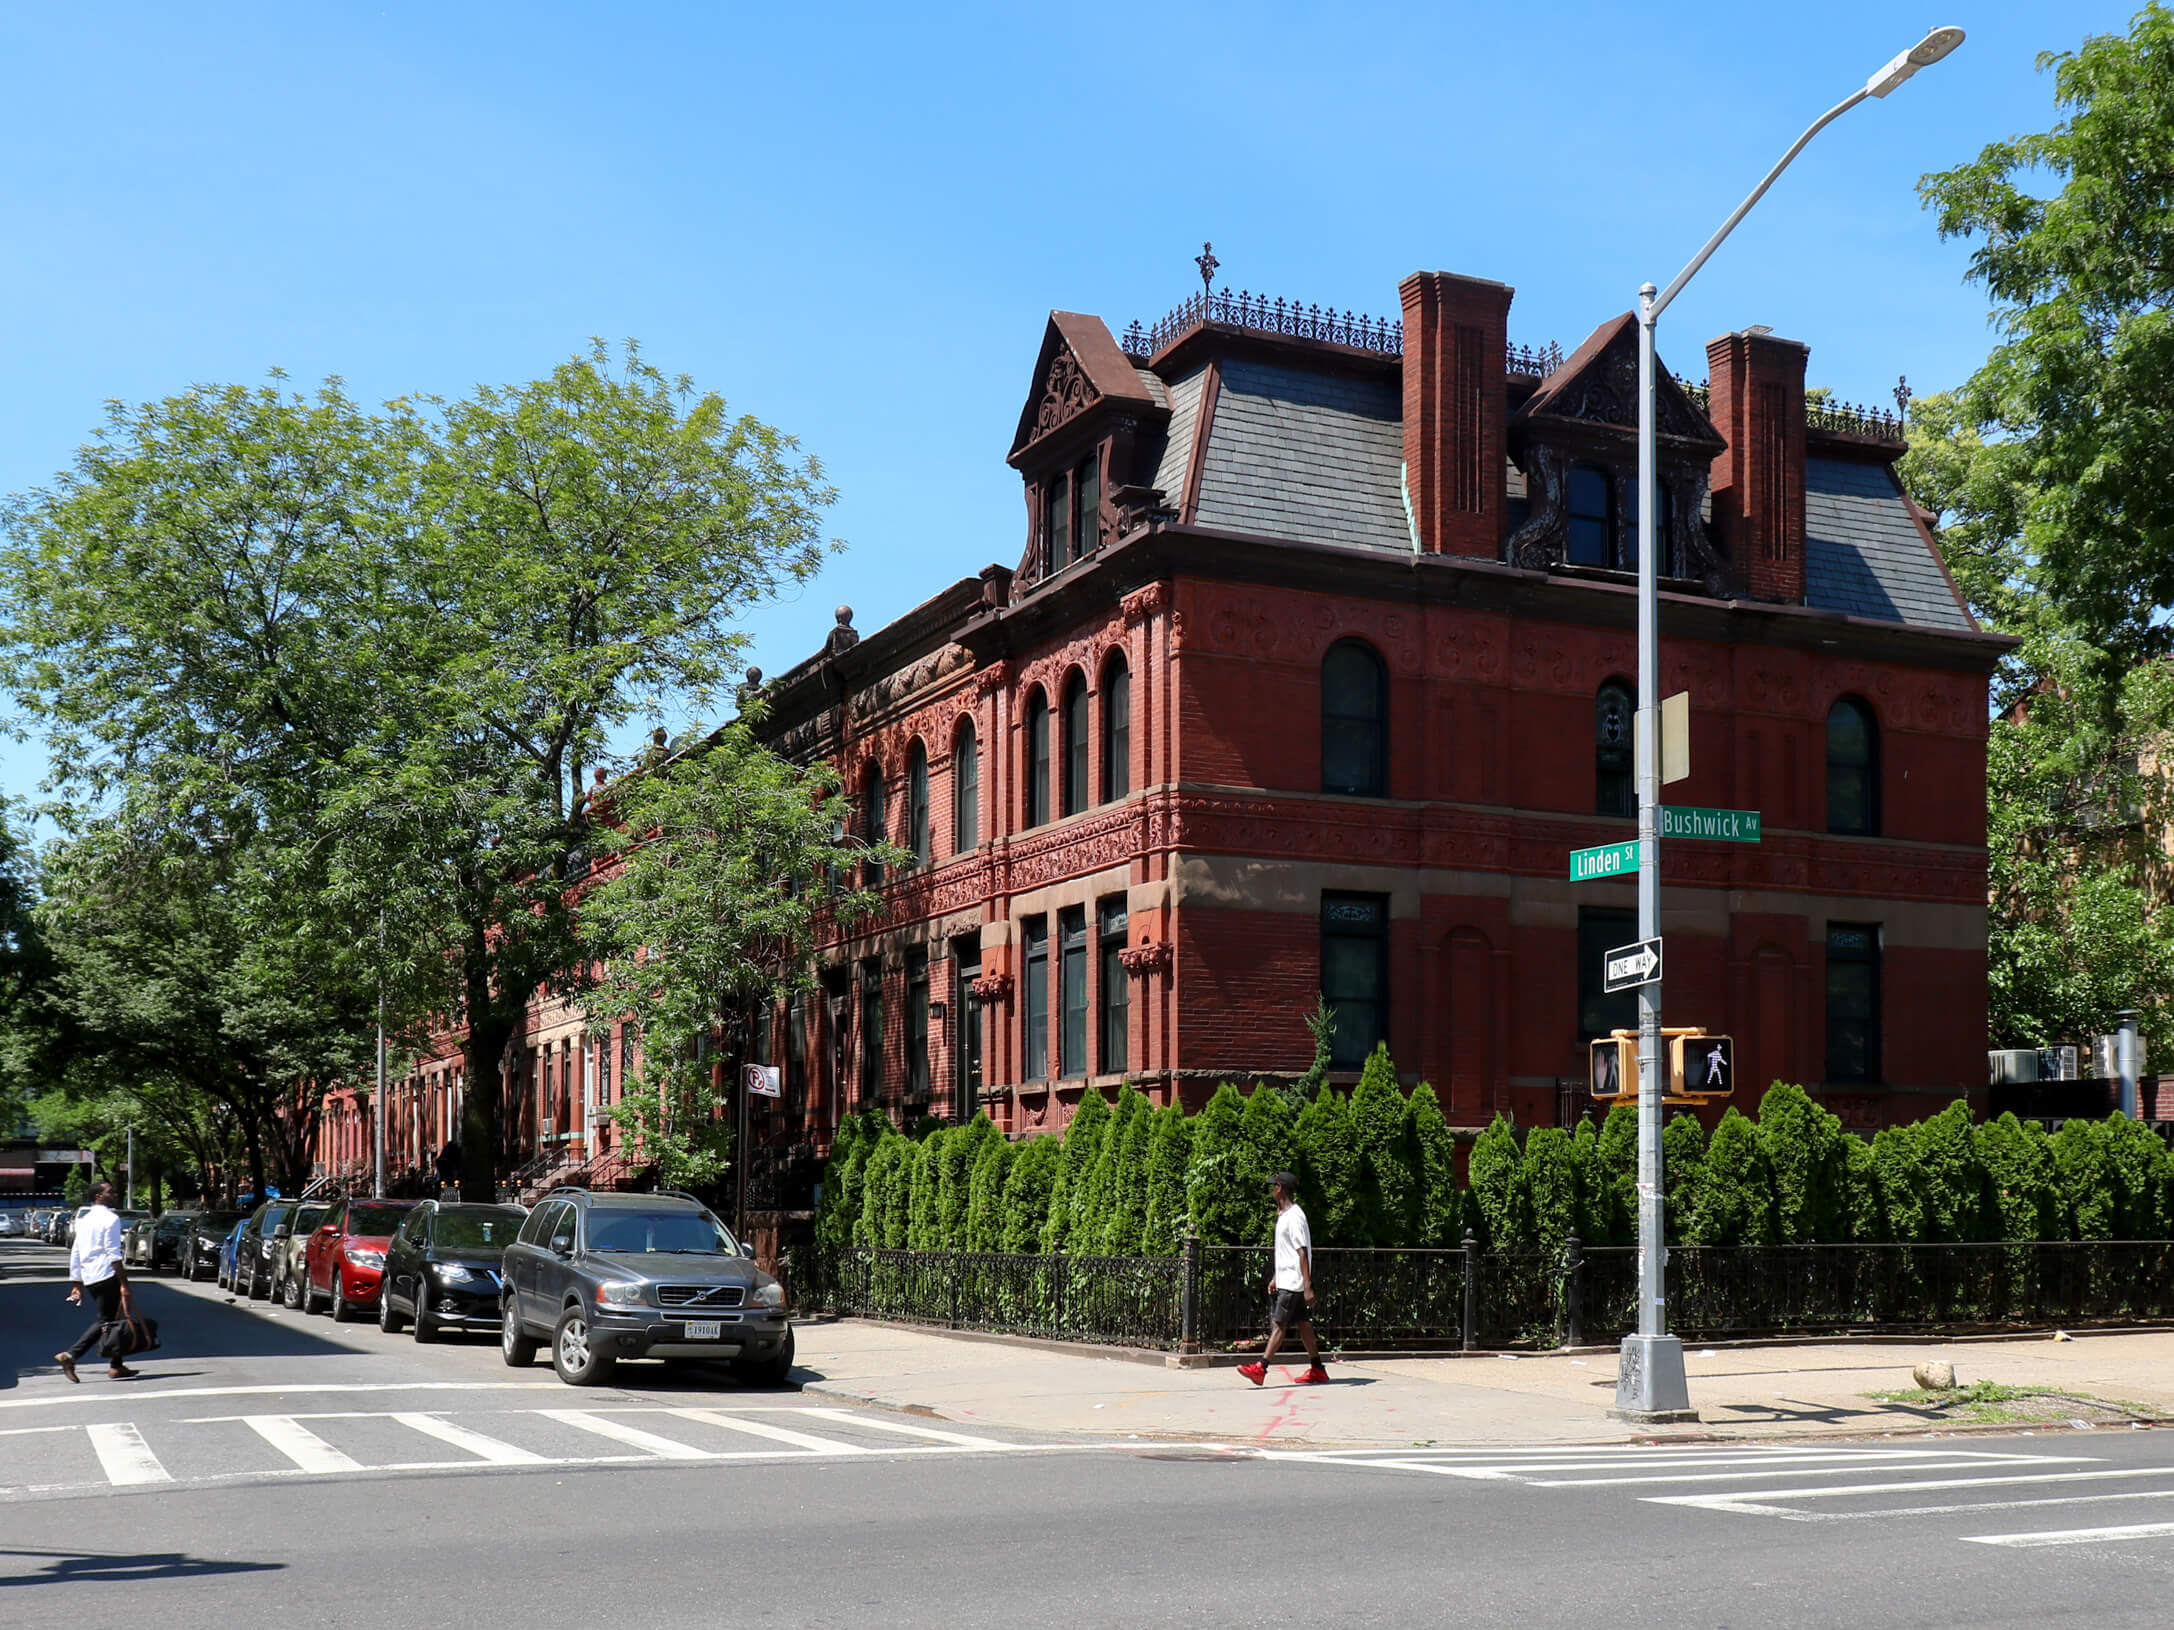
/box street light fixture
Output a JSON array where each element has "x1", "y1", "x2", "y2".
[{"x1": 1617, "y1": 26, "x2": 1965, "y2": 1422}]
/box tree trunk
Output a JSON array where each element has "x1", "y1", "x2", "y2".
[{"x1": 459, "y1": 916, "x2": 514, "y2": 1203}]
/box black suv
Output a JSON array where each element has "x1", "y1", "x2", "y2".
[{"x1": 498, "y1": 1188, "x2": 793, "y2": 1388}]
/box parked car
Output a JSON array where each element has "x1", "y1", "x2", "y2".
[
  {"x1": 304, "y1": 1197, "x2": 418, "y2": 1320},
  {"x1": 232, "y1": 1200, "x2": 297, "y2": 1299},
  {"x1": 270, "y1": 1201, "x2": 332, "y2": 1307},
  {"x1": 379, "y1": 1200, "x2": 526, "y2": 1341},
  {"x1": 183, "y1": 1210, "x2": 248, "y2": 1280},
  {"x1": 215, "y1": 1216, "x2": 250, "y2": 1289},
  {"x1": 126, "y1": 1212, "x2": 194, "y2": 1273},
  {"x1": 0, "y1": 1211, "x2": 20, "y2": 1238},
  {"x1": 498, "y1": 1187, "x2": 793, "y2": 1387}
]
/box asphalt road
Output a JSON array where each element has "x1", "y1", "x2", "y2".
[{"x1": 8, "y1": 1238, "x2": 2174, "y2": 1627}]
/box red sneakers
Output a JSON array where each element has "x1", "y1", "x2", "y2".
[
  {"x1": 1299, "y1": 1365, "x2": 1330, "y2": 1385},
  {"x1": 1236, "y1": 1361, "x2": 1266, "y2": 1386}
]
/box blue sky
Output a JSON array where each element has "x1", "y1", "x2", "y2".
[{"x1": 0, "y1": 1, "x2": 2123, "y2": 803}]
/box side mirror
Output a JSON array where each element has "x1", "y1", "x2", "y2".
[
  {"x1": 549, "y1": 1233, "x2": 574, "y2": 1256},
  {"x1": 741, "y1": 1241, "x2": 757, "y2": 1259}
]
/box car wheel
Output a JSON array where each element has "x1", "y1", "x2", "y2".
[
  {"x1": 412, "y1": 1287, "x2": 437, "y2": 1344},
  {"x1": 330, "y1": 1270, "x2": 353, "y2": 1322},
  {"x1": 733, "y1": 1326, "x2": 797, "y2": 1389},
  {"x1": 500, "y1": 1301, "x2": 538, "y2": 1367},
  {"x1": 552, "y1": 1307, "x2": 615, "y2": 1386},
  {"x1": 241, "y1": 1259, "x2": 257, "y2": 1299},
  {"x1": 304, "y1": 1270, "x2": 328, "y2": 1315},
  {"x1": 282, "y1": 1268, "x2": 303, "y2": 1309},
  {"x1": 379, "y1": 1280, "x2": 406, "y2": 1334},
  {"x1": 183, "y1": 1245, "x2": 198, "y2": 1280}
]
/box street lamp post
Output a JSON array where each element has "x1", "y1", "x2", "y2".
[{"x1": 1616, "y1": 25, "x2": 1966, "y2": 1422}]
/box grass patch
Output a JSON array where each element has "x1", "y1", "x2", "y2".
[{"x1": 1867, "y1": 1380, "x2": 2150, "y2": 1424}]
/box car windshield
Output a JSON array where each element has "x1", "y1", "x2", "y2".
[
  {"x1": 586, "y1": 1210, "x2": 738, "y2": 1255},
  {"x1": 257, "y1": 1206, "x2": 291, "y2": 1231},
  {"x1": 434, "y1": 1212, "x2": 520, "y2": 1250},
  {"x1": 200, "y1": 1212, "x2": 245, "y2": 1229},
  {"x1": 292, "y1": 1206, "x2": 328, "y2": 1231},
  {"x1": 155, "y1": 1216, "x2": 190, "y2": 1233},
  {"x1": 346, "y1": 1205, "x2": 409, "y2": 1236}
]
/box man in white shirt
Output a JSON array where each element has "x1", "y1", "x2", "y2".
[
  {"x1": 1237, "y1": 1172, "x2": 1328, "y2": 1387},
  {"x1": 56, "y1": 1182, "x2": 139, "y2": 1382}
]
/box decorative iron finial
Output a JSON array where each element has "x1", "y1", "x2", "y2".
[
  {"x1": 1195, "y1": 241, "x2": 1219, "y2": 297},
  {"x1": 1893, "y1": 374, "x2": 1913, "y2": 417}
]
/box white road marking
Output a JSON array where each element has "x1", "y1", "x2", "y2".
[
  {"x1": 791, "y1": 1408, "x2": 1007, "y2": 1449},
  {"x1": 83, "y1": 1423, "x2": 172, "y2": 1486},
  {"x1": 1651, "y1": 1465, "x2": 2174, "y2": 1518},
  {"x1": 388, "y1": 1412, "x2": 551, "y2": 1465},
  {"x1": 667, "y1": 1408, "x2": 871, "y2": 1454},
  {"x1": 539, "y1": 1409, "x2": 713, "y2": 1460},
  {"x1": 1532, "y1": 1456, "x2": 2082, "y2": 1488},
  {"x1": 243, "y1": 1415, "x2": 364, "y2": 1474},
  {"x1": 0, "y1": 1380, "x2": 565, "y2": 1413},
  {"x1": 1963, "y1": 1521, "x2": 2174, "y2": 1549}
]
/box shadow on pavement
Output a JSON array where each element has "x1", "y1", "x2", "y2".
[
  {"x1": 0, "y1": 1548, "x2": 283, "y2": 1587},
  {"x1": 0, "y1": 1247, "x2": 379, "y2": 1391}
]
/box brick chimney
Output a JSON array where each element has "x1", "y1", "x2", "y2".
[
  {"x1": 1399, "y1": 272, "x2": 1512, "y2": 558},
  {"x1": 1705, "y1": 328, "x2": 1808, "y2": 603}
]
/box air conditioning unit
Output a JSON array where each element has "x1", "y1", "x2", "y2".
[
  {"x1": 1987, "y1": 1049, "x2": 2038, "y2": 1087},
  {"x1": 539, "y1": 1117, "x2": 556, "y2": 1137},
  {"x1": 2038, "y1": 1045, "x2": 2080, "y2": 1082},
  {"x1": 2091, "y1": 1035, "x2": 2147, "y2": 1080}
]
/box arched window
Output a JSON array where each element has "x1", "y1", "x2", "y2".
[
  {"x1": 1596, "y1": 680, "x2": 1633, "y2": 818},
  {"x1": 1062, "y1": 671, "x2": 1090, "y2": 817},
  {"x1": 861, "y1": 763, "x2": 886, "y2": 887},
  {"x1": 1101, "y1": 651, "x2": 1131, "y2": 802},
  {"x1": 1827, "y1": 698, "x2": 1879, "y2": 835},
  {"x1": 1025, "y1": 691, "x2": 1050, "y2": 828},
  {"x1": 1321, "y1": 639, "x2": 1388, "y2": 797},
  {"x1": 906, "y1": 742, "x2": 930, "y2": 866},
  {"x1": 1567, "y1": 463, "x2": 1613, "y2": 567},
  {"x1": 952, "y1": 719, "x2": 979, "y2": 853}
]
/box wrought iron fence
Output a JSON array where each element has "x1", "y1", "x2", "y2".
[
  {"x1": 1119, "y1": 287, "x2": 1560, "y2": 380},
  {"x1": 1806, "y1": 394, "x2": 1907, "y2": 442},
  {"x1": 786, "y1": 1239, "x2": 2174, "y2": 1354}
]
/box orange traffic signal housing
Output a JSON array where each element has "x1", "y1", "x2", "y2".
[{"x1": 1588, "y1": 1029, "x2": 1736, "y2": 1103}]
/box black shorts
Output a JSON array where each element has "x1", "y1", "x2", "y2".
[{"x1": 1271, "y1": 1287, "x2": 1313, "y2": 1328}]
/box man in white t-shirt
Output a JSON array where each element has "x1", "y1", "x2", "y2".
[{"x1": 1237, "y1": 1173, "x2": 1327, "y2": 1386}]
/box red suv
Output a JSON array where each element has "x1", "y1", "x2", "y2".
[{"x1": 304, "y1": 1197, "x2": 419, "y2": 1321}]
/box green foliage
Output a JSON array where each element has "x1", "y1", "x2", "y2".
[
  {"x1": 1289, "y1": 997, "x2": 1337, "y2": 1105},
  {"x1": 1238, "y1": 1085, "x2": 1300, "y2": 1246},
  {"x1": 1569, "y1": 1119, "x2": 1609, "y2": 1245},
  {"x1": 815, "y1": 1110, "x2": 883, "y2": 1252},
  {"x1": 1293, "y1": 1088, "x2": 1363, "y2": 1246},
  {"x1": 1403, "y1": 1082, "x2": 1459, "y2": 1246},
  {"x1": 1185, "y1": 1083, "x2": 1255, "y2": 1246},
  {"x1": 965, "y1": 1132, "x2": 1015, "y2": 1254},
  {"x1": 1139, "y1": 1106, "x2": 1195, "y2": 1255},
  {"x1": 1916, "y1": 1101, "x2": 1989, "y2": 1243},
  {"x1": 1592, "y1": 1105, "x2": 1641, "y2": 1247},
  {"x1": 999, "y1": 1137, "x2": 1062, "y2": 1254},
  {"x1": 1684, "y1": 1109, "x2": 1774, "y2": 1247},
  {"x1": 1976, "y1": 1112, "x2": 2058, "y2": 1244},
  {"x1": 1872, "y1": 1121, "x2": 1931, "y2": 1243},
  {"x1": 1466, "y1": 1115, "x2": 1528, "y2": 1249},
  {"x1": 1042, "y1": 1087, "x2": 1109, "y2": 1253},
  {"x1": 857, "y1": 1136, "x2": 912, "y2": 1250},
  {"x1": 2105, "y1": 1114, "x2": 2170, "y2": 1237},
  {"x1": 1095, "y1": 1086, "x2": 1155, "y2": 1256},
  {"x1": 1349, "y1": 1043, "x2": 1413, "y2": 1245},
  {"x1": 934, "y1": 1114, "x2": 996, "y2": 1250},
  {"x1": 62, "y1": 1164, "x2": 89, "y2": 1207},
  {"x1": 1520, "y1": 1128, "x2": 1578, "y2": 1254},
  {"x1": 905, "y1": 1131, "x2": 945, "y2": 1251},
  {"x1": 2053, "y1": 1118, "x2": 2116, "y2": 1239},
  {"x1": 1756, "y1": 1083, "x2": 1846, "y2": 1244}
]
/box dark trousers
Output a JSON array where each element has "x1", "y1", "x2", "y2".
[{"x1": 65, "y1": 1277, "x2": 123, "y2": 1362}]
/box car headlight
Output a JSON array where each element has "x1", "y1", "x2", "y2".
[
  {"x1": 750, "y1": 1280, "x2": 786, "y2": 1309},
  {"x1": 431, "y1": 1263, "x2": 484, "y2": 1288},
  {"x1": 593, "y1": 1281, "x2": 646, "y2": 1308},
  {"x1": 344, "y1": 1247, "x2": 385, "y2": 1268}
]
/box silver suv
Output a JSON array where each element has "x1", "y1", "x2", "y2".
[{"x1": 498, "y1": 1188, "x2": 794, "y2": 1388}]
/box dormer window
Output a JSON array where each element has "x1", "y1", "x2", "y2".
[
  {"x1": 1566, "y1": 464, "x2": 1613, "y2": 567},
  {"x1": 1043, "y1": 452, "x2": 1101, "y2": 576}
]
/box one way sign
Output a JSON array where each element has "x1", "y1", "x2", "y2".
[{"x1": 1603, "y1": 937, "x2": 1663, "y2": 993}]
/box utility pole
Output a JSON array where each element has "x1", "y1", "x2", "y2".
[
  {"x1": 1615, "y1": 25, "x2": 1965, "y2": 1423},
  {"x1": 375, "y1": 906, "x2": 387, "y2": 1200},
  {"x1": 125, "y1": 1125, "x2": 135, "y2": 1211}
]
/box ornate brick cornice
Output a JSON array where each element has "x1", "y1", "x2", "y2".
[
  {"x1": 974, "y1": 660, "x2": 1013, "y2": 698},
  {"x1": 1118, "y1": 942, "x2": 1171, "y2": 977},
  {"x1": 1121, "y1": 581, "x2": 1172, "y2": 626},
  {"x1": 970, "y1": 972, "x2": 1014, "y2": 1004}
]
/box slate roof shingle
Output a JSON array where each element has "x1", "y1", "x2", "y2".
[
  {"x1": 1803, "y1": 456, "x2": 1973, "y2": 632},
  {"x1": 1191, "y1": 359, "x2": 1410, "y2": 554}
]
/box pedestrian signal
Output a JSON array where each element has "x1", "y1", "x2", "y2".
[
  {"x1": 1670, "y1": 1033, "x2": 1734, "y2": 1100},
  {"x1": 1589, "y1": 1035, "x2": 1636, "y2": 1099}
]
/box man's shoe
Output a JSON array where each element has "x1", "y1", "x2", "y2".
[
  {"x1": 106, "y1": 1365, "x2": 140, "y2": 1381},
  {"x1": 55, "y1": 1353, "x2": 78, "y2": 1384},
  {"x1": 1299, "y1": 1365, "x2": 1330, "y2": 1385},
  {"x1": 1236, "y1": 1362, "x2": 1266, "y2": 1386}
]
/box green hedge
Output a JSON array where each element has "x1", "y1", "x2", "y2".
[{"x1": 808, "y1": 1052, "x2": 2174, "y2": 1256}]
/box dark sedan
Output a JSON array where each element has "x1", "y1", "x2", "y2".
[
  {"x1": 379, "y1": 1201, "x2": 526, "y2": 1341},
  {"x1": 233, "y1": 1200, "x2": 296, "y2": 1299},
  {"x1": 125, "y1": 1212, "x2": 194, "y2": 1273},
  {"x1": 184, "y1": 1210, "x2": 247, "y2": 1280}
]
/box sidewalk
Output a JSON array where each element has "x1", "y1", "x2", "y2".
[{"x1": 792, "y1": 1319, "x2": 2174, "y2": 1448}]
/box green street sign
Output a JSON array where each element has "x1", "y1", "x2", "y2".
[
  {"x1": 1661, "y1": 805, "x2": 1762, "y2": 843},
  {"x1": 1570, "y1": 839, "x2": 1640, "y2": 882}
]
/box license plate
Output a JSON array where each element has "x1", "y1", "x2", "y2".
[{"x1": 681, "y1": 1321, "x2": 722, "y2": 1340}]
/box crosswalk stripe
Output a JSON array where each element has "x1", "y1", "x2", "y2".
[
  {"x1": 539, "y1": 1410, "x2": 712, "y2": 1460},
  {"x1": 83, "y1": 1423, "x2": 172, "y2": 1486},
  {"x1": 244, "y1": 1415, "x2": 364, "y2": 1474},
  {"x1": 1963, "y1": 1521, "x2": 2174, "y2": 1548},
  {"x1": 388, "y1": 1413, "x2": 551, "y2": 1465},
  {"x1": 791, "y1": 1408, "x2": 1006, "y2": 1449},
  {"x1": 1532, "y1": 1456, "x2": 2082, "y2": 1488},
  {"x1": 669, "y1": 1408, "x2": 870, "y2": 1454},
  {"x1": 1652, "y1": 1465, "x2": 2174, "y2": 1515}
]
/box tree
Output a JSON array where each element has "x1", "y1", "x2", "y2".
[
  {"x1": 1661, "y1": 1112, "x2": 1706, "y2": 1248},
  {"x1": 2053, "y1": 1118, "x2": 2116, "y2": 1239},
  {"x1": 1976, "y1": 1112, "x2": 2058, "y2": 1243},
  {"x1": 1349, "y1": 1044, "x2": 1413, "y2": 1245},
  {"x1": 906, "y1": 1130, "x2": 945, "y2": 1250},
  {"x1": 1916, "y1": 1101, "x2": 1990, "y2": 1242},
  {"x1": 581, "y1": 727, "x2": 900, "y2": 1189},
  {"x1": 1872, "y1": 1121, "x2": 1932, "y2": 1243},
  {"x1": 1466, "y1": 1116, "x2": 1528, "y2": 1249},
  {"x1": 1139, "y1": 1106, "x2": 1195, "y2": 1256},
  {"x1": 1185, "y1": 1084, "x2": 1254, "y2": 1247},
  {"x1": 1042, "y1": 1088, "x2": 1109, "y2": 1253},
  {"x1": 1403, "y1": 1083, "x2": 1460, "y2": 1246},
  {"x1": 1237, "y1": 1086, "x2": 1300, "y2": 1246},
  {"x1": 1521, "y1": 1128, "x2": 1579, "y2": 1255},
  {"x1": 1096, "y1": 1087, "x2": 1155, "y2": 1256},
  {"x1": 1080, "y1": 1085, "x2": 1147, "y2": 1255},
  {"x1": 1000, "y1": 1136, "x2": 1062, "y2": 1253},
  {"x1": 1756, "y1": 1083, "x2": 1847, "y2": 1244},
  {"x1": 965, "y1": 1131, "x2": 1015, "y2": 1253},
  {"x1": 1293, "y1": 1087, "x2": 1363, "y2": 1247},
  {"x1": 1684, "y1": 1109, "x2": 1773, "y2": 1247}
]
